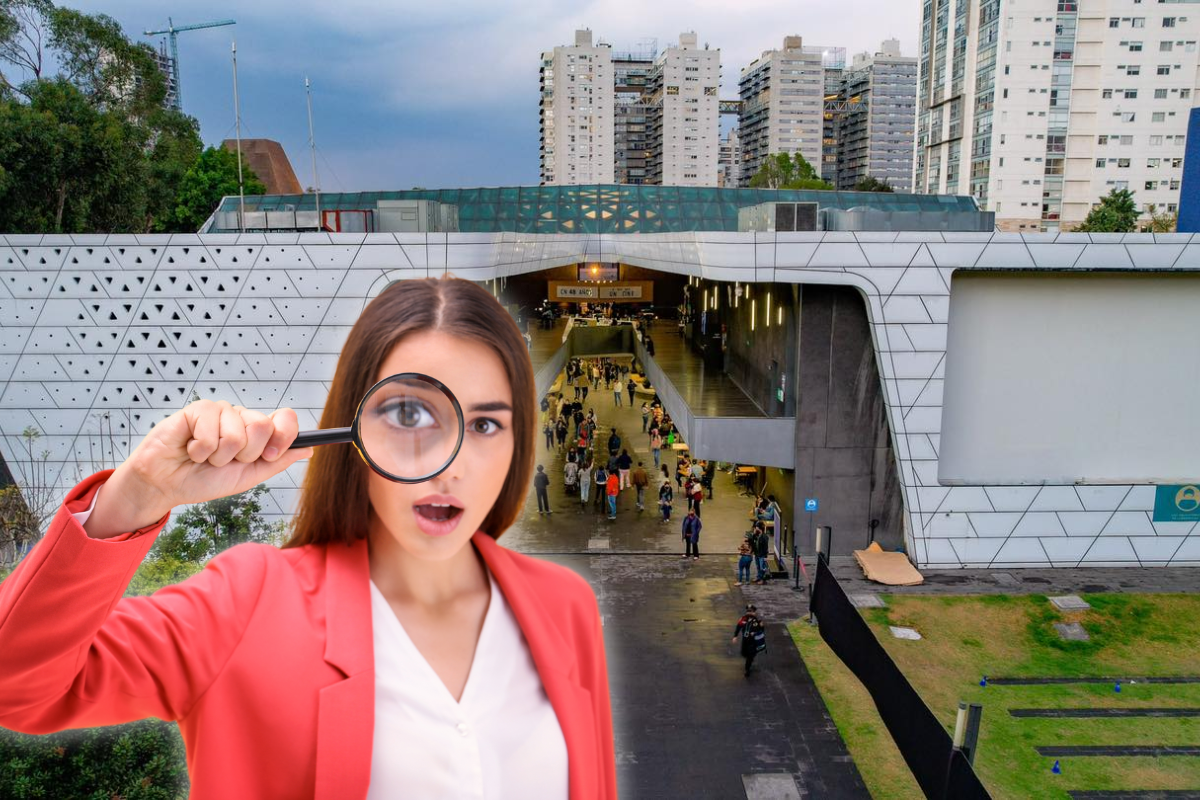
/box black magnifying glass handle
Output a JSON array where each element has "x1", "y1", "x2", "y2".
[{"x1": 290, "y1": 427, "x2": 354, "y2": 448}]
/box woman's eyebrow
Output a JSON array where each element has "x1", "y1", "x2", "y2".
[{"x1": 467, "y1": 401, "x2": 513, "y2": 413}]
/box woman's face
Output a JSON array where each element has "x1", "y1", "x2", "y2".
[{"x1": 365, "y1": 329, "x2": 515, "y2": 562}]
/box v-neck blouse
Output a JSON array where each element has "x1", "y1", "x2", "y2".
[{"x1": 365, "y1": 567, "x2": 569, "y2": 800}]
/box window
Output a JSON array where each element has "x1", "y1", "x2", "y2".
[
  {"x1": 1161, "y1": 40, "x2": 1174, "y2": 51},
  {"x1": 1097, "y1": 158, "x2": 1107, "y2": 168},
  {"x1": 1133, "y1": 17, "x2": 1146, "y2": 27},
  {"x1": 1150, "y1": 135, "x2": 1164, "y2": 145},
  {"x1": 1153, "y1": 111, "x2": 1166, "y2": 122},
  {"x1": 1155, "y1": 88, "x2": 1169, "y2": 98},
  {"x1": 1125, "y1": 89, "x2": 1138, "y2": 99},
  {"x1": 1121, "y1": 135, "x2": 1133, "y2": 145},
  {"x1": 1128, "y1": 65, "x2": 1141, "y2": 75},
  {"x1": 1122, "y1": 112, "x2": 1136, "y2": 122},
  {"x1": 1163, "y1": 17, "x2": 1176, "y2": 27},
  {"x1": 1103, "y1": 89, "x2": 1114, "y2": 99},
  {"x1": 1148, "y1": 158, "x2": 1161, "y2": 167},
  {"x1": 1158, "y1": 65, "x2": 1171, "y2": 74},
  {"x1": 1183, "y1": 89, "x2": 1192, "y2": 99},
  {"x1": 1118, "y1": 158, "x2": 1131, "y2": 168},
  {"x1": 1098, "y1": 135, "x2": 1109, "y2": 145},
  {"x1": 1146, "y1": 181, "x2": 1156, "y2": 190},
  {"x1": 1129, "y1": 41, "x2": 1143, "y2": 51},
  {"x1": 1110, "y1": 16, "x2": 1120, "y2": 27}
]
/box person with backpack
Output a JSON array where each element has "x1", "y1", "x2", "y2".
[
  {"x1": 658, "y1": 481, "x2": 674, "y2": 523},
  {"x1": 689, "y1": 478, "x2": 704, "y2": 519},
  {"x1": 593, "y1": 464, "x2": 609, "y2": 514},
  {"x1": 731, "y1": 605, "x2": 767, "y2": 677},
  {"x1": 608, "y1": 428, "x2": 621, "y2": 458},
  {"x1": 681, "y1": 508, "x2": 702, "y2": 560},
  {"x1": 626, "y1": 377, "x2": 636, "y2": 407}
]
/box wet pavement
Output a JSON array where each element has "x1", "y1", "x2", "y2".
[{"x1": 503, "y1": 354, "x2": 868, "y2": 799}]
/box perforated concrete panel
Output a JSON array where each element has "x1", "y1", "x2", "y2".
[{"x1": 2, "y1": 231, "x2": 1198, "y2": 568}]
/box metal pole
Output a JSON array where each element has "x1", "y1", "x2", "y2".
[
  {"x1": 305, "y1": 76, "x2": 321, "y2": 230},
  {"x1": 963, "y1": 704, "x2": 983, "y2": 765},
  {"x1": 952, "y1": 701, "x2": 968, "y2": 749},
  {"x1": 231, "y1": 38, "x2": 245, "y2": 233}
]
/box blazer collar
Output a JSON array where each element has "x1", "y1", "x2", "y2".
[{"x1": 316, "y1": 531, "x2": 592, "y2": 800}]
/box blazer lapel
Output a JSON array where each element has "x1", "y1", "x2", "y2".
[
  {"x1": 315, "y1": 537, "x2": 374, "y2": 800},
  {"x1": 473, "y1": 532, "x2": 599, "y2": 800}
]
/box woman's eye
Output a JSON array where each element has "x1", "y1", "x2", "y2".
[
  {"x1": 380, "y1": 400, "x2": 435, "y2": 428},
  {"x1": 471, "y1": 418, "x2": 503, "y2": 435}
]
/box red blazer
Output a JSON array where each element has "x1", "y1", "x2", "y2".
[{"x1": 0, "y1": 469, "x2": 617, "y2": 799}]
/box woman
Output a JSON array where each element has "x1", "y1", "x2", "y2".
[
  {"x1": 0, "y1": 275, "x2": 616, "y2": 800},
  {"x1": 658, "y1": 480, "x2": 674, "y2": 524},
  {"x1": 578, "y1": 459, "x2": 593, "y2": 511},
  {"x1": 649, "y1": 427, "x2": 663, "y2": 469},
  {"x1": 735, "y1": 535, "x2": 754, "y2": 586}
]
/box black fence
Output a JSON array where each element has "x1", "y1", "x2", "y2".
[{"x1": 810, "y1": 555, "x2": 991, "y2": 800}]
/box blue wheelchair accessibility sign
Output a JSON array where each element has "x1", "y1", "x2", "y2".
[{"x1": 804, "y1": 498, "x2": 818, "y2": 513}]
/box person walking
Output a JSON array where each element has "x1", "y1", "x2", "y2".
[
  {"x1": 617, "y1": 449, "x2": 633, "y2": 490},
  {"x1": 631, "y1": 461, "x2": 649, "y2": 511},
  {"x1": 608, "y1": 428, "x2": 621, "y2": 458},
  {"x1": 533, "y1": 464, "x2": 552, "y2": 515},
  {"x1": 593, "y1": 464, "x2": 609, "y2": 514},
  {"x1": 650, "y1": 428, "x2": 663, "y2": 469},
  {"x1": 752, "y1": 521, "x2": 770, "y2": 584},
  {"x1": 563, "y1": 458, "x2": 578, "y2": 497},
  {"x1": 660, "y1": 463, "x2": 671, "y2": 486},
  {"x1": 640, "y1": 402, "x2": 650, "y2": 433},
  {"x1": 613, "y1": 377, "x2": 623, "y2": 407},
  {"x1": 605, "y1": 468, "x2": 620, "y2": 520},
  {"x1": 626, "y1": 378, "x2": 636, "y2": 407},
  {"x1": 578, "y1": 459, "x2": 593, "y2": 512},
  {"x1": 555, "y1": 417, "x2": 568, "y2": 451},
  {"x1": 681, "y1": 508, "x2": 702, "y2": 560},
  {"x1": 658, "y1": 480, "x2": 674, "y2": 523},
  {"x1": 735, "y1": 535, "x2": 754, "y2": 586},
  {"x1": 543, "y1": 419, "x2": 554, "y2": 451},
  {"x1": 690, "y1": 476, "x2": 704, "y2": 519},
  {"x1": 592, "y1": 362, "x2": 601, "y2": 390},
  {"x1": 732, "y1": 605, "x2": 767, "y2": 677}
]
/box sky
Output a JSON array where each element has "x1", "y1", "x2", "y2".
[{"x1": 70, "y1": 0, "x2": 918, "y2": 191}]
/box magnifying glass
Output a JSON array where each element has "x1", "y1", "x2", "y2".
[{"x1": 287, "y1": 373, "x2": 465, "y2": 483}]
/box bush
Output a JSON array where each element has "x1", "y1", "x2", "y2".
[
  {"x1": 0, "y1": 719, "x2": 188, "y2": 799},
  {"x1": 124, "y1": 556, "x2": 204, "y2": 598}
]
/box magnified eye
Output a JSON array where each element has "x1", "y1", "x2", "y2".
[{"x1": 377, "y1": 398, "x2": 437, "y2": 429}]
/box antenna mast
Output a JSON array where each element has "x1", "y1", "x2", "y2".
[
  {"x1": 305, "y1": 76, "x2": 322, "y2": 231},
  {"x1": 232, "y1": 38, "x2": 245, "y2": 233}
]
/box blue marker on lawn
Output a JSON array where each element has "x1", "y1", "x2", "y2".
[
  {"x1": 980, "y1": 676, "x2": 988, "y2": 687},
  {"x1": 1115, "y1": 681, "x2": 1122, "y2": 693},
  {"x1": 1052, "y1": 760, "x2": 1061, "y2": 774}
]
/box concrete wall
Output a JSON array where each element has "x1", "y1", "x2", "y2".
[{"x1": 793, "y1": 285, "x2": 904, "y2": 556}]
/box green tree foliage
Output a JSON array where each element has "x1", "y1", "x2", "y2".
[
  {"x1": 125, "y1": 554, "x2": 204, "y2": 598},
  {"x1": 852, "y1": 175, "x2": 894, "y2": 193},
  {"x1": 169, "y1": 145, "x2": 266, "y2": 233},
  {"x1": 749, "y1": 151, "x2": 833, "y2": 191},
  {"x1": 150, "y1": 484, "x2": 286, "y2": 563},
  {"x1": 1074, "y1": 187, "x2": 1139, "y2": 233},
  {"x1": 1141, "y1": 202, "x2": 1177, "y2": 233},
  {"x1": 0, "y1": 719, "x2": 188, "y2": 799},
  {"x1": 0, "y1": 1, "x2": 203, "y2": 233}
]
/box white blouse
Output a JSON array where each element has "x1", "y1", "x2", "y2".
[{"x1": 71, "y1": 484, "x2": 570, "y2": 799}]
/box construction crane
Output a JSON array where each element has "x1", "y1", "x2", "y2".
[{"x1": 143, "y1": 17, "x2": 236, "y2": 111}]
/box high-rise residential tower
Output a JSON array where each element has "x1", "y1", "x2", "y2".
[
  {"x1": 738, "y1": 36, "x2": 826, "y2": 186},
  {"x1": 836, "y1": 39, "x2": 918, "y2": 191},
  {"x1": 613, "y1": 42, "x2": 656, "y2": 184},
  {"x1": 645, "y1": 32, "x2": 721, "y2": 186},
  {"x1": 915, "y1": 1, "x2": 1200, "y2": 232},
  {"x1": 539, "y1": 29, "x2": 615, "y2": 186},
  {"x1": 718, "y1": 128, "x2": 742, "y2": 187}
]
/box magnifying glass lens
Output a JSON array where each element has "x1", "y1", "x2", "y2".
[{"x1": 358, "y1": 376, "x2": 460, "y2": 481}]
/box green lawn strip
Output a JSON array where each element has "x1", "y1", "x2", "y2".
[
  {"x1": 787, "y1": 620, "x2": 922, "y2": 800},
  {"x1": 787, "y1": 593, "x2": 1200, "y2": 800}
]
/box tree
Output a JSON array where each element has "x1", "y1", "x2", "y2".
[
  {"x1": 1141, "y1": 202, "x2": 1177, "y2": 233},
  {"x1": 749, "y1": 151, "x2": 833, "y2": 190},
  {"x1": 1074, "y1": 187, "x2": 1139, "y2": 232},
  {"x1": 0, "y1": 1, "x2": 203, "y2": 233},
  {"x1": 150, "y1": 484, "x2": 286, "y2": 563},
  {"x1": 853, "y1": 175, "x2": 894, "y2": 193},
  {"x1": 169, "y1": 145, "x2": 266, "y2": 232}
]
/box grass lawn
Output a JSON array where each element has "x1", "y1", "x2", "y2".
[{"x1": 789, "y1": 593, "x2": 1200, "y2": 800}]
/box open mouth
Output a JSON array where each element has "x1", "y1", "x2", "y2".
[{"x1": 415, "y1": 504, "x2": 463, "y2": 522}]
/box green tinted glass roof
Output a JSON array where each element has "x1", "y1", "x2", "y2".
[{"x1": 213, "y1": 184, "x2": 979, "y2": 234}]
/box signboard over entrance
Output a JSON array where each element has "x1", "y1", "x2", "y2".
[
  {"x1": 548, "y1": 281, "x2": 654, "y2": 303},
  {"x1": 554, "y1": 285, "x2": 597, "y2": 299}
]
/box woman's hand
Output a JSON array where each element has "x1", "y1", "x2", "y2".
[{"x1": 115, "y1": 399, "x2": 315, "y2": 516}]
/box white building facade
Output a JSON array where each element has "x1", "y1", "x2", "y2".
[
  {"x1": 837, "y1": 40, "x2": 919, "y2": 192},
  {"x1": 738, "y1": 36, "x2": 826, "y2": 186},
  {"x1": 646, "y1": 32, "x2": 721, "y2": 186},
  {"x1": 915, "y1": 0, "x2": 1200, "y2": 232},
  {"x1": 539, "y1": 29, "x2": 615, "y2": 186},
  {"x1": 718, "y1": 128, "x2": 741, "y2": 187}
]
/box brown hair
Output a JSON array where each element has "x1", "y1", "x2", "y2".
[{"x1": 282, "y1": 275, "x2": 535, "y2": 548}]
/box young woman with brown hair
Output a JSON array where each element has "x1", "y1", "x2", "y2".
[{"x1": 0, "y1": 274, "x2": 616, "y2": 800}]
